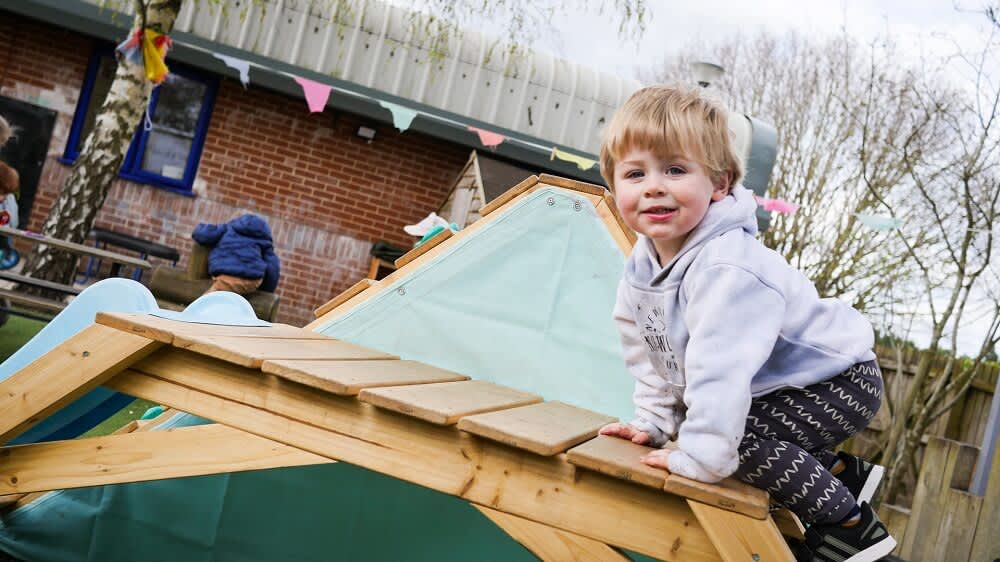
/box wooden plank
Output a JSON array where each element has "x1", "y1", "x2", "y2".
[
  {"x1": 0, "y1": 225, "x2": 151, "y2": 269},
  {"x1": 171, "y1": 334, "x2": 396, "y2": 368},
  {"x1": 537, "y1": 174, "x2": 607, "y2": 197},
  {"x1": 97, "y1": 312, "x2": 327, "y2": 344},
  {"x1": 688, "y1": 501, "x2": 794, "y2": 562},
  {"x1": 394, "y1": 227, "x2": 453, "y2": 269},
  {"x1": 900, "y1": 437, "x2": 968, "y2": 558},
  {"x1": 261, "y1": 359, "x2": 468, "y2": 395},
  {"x1": 927, "y1": 489, "x2": 981, "y2": 562},
  {"x1": 0, "y1": 287, "x2": 66, "y2": 313},
  {"x1": 0, "y1": 270, "x2": 81, "y2": 295},
  {"x1": 0, "y1": 424, "x2": 327, "y2": 495},
  {"x1": 772, "y1": 508, "x2": 805, "y2": 541},
  {"x1": 599, "y1": 193, "x2": 637, "y2": 248},
  {"x1": 479, "y1": 175, "x2": 539, "y2": 217},
  {"x1": 663, "y1": 473, "x2": 770, "y2": 520},
  {"x1": 457, "y1": 401, "x2": 615, "y2": 456},
  {"x1": 107, "y1": 356, "x2": 721, "y2": 561},
  {"x1": 313, "y1": 278, "x2": 376, "y2": 318},
  {"x1": 359, "y1": 380, "x2": 542, "y2": 425},
  {"x1": 970, "y1": 434, "x2": 1000, "y2": 562},
  {"x1": 476, "y1": 506, "x2": 632, "y2": 562},
  {"x1": 565, "y1": 435, "x2": 668, "y2": 489},
  {"x1": 878, "y1": 504, "x2": 910, "y2": 550},
  {"x1": 0, "y1": 324, "x2": 161, "y2": 444}
]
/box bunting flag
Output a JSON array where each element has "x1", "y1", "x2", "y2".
[
  {"x1": 754, "y1": 195, "x2": 800, "y2": 214},
  {"x1": 379, "y1": 101, "x2": 419, "y2": 132},
  {"x1": 468, "y1": 126, "x2": 506, "y2": 148},
  {"x1": 293, "y1": 76, "x2": 333, "y2": 113},
  {"x1": 855, "y1": 213, "x2": 903, "y2": 231},
  {"x1": 213, "y1": 53, "x2": 251, "y2": 88},
  {"x1": 551, "y1": 147, "x2": 596, "y2": 170},
  {"x1": 116, "y1": 28, "x2": 172, "y2": 84}
]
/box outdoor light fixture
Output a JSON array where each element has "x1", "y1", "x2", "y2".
[
  {"x1": 691, "y1": 61, "x2": 725, "y2": 88},
  {"x1": 356, "y1": 125, "x2": 376, "y2": 142}
]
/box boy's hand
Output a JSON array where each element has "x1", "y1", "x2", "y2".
[
  {"x1": 599, "y1": 422, "x2": 651, "y2": 445},
  {"x1": 640, "y1": 448, "x2": 671, "y2": 470}
]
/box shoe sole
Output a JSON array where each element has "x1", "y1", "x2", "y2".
[
  {"x1": 857, "y1": 464, "x2": 884, "y2": 504},
  {"x1": 843, "y1": 535, "x2": 896, "y2": 562}
]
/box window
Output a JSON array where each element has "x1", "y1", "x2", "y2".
[{"x1": 64, "y1": 47, "x2": 218, "y2": 195}]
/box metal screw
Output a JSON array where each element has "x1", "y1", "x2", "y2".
[
  {"x1": 397, "y1": 287, "x2": 406, "y2": 296},
  {"x1": 574, "y1": 200, "x2": 582, "y2": 211},
  {"x1": 751, "y1": 554, "x2": 760, "y2": 561},
  {"x1": 82, "y1": 351, "x2": 90, "y2": 358},
  {"x1": 546, "y1": 197, "x2": 555, "y2": 206}
]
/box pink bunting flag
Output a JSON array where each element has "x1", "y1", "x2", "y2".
[
  {"x1": 468, "y1": 126, "x2": 506, "y2": 148},
  {"x1": 293, "y1": 76, "x2": 332, "y2": 113},
  {"x1": 754, "y1": 195, "x2": 800, "y2": 215}
]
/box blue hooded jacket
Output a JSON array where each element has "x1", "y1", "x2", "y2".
[{"x1": 192, "y1": 214, "x2": 281, "y2": 292}]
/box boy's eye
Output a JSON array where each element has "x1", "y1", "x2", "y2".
[
  {"x1": 667, "y1": 166, "x2": 685, "y2": 176},
  {"x1": 624, "y1": 170, "x2": 644, "y2": 179}
]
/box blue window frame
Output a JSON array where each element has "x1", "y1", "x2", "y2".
[{"x1": 64, "y1": 46, "x2": 218, "y2": 196}]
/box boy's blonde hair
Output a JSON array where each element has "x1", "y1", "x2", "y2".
[{"x1": 599, "y1": 84, "x2": 744, "y2": 191}]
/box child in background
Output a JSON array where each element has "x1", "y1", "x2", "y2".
[
  {"x1": 0, "y1": 115, "x2": 20, "y2": 270},
  {"x1": 597, "y1": 85, "x2": 895, "y2": 562},
  {"x1": 192, "y1": 213, "x2": 280, "y2": 295}
]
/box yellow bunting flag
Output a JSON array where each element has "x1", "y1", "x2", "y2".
[{"x1": 550, "y1": 147, "x2": 596, "y2": 171}]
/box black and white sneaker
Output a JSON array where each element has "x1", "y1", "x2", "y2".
[
  {"x1": 834, "y1": 451, "x2": 884, "y2": 504},
  {"x1": 805, "y1": 502, "x2": 896, "y2": 562}
]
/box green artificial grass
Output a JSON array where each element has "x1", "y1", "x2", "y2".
[
  {"x1": 0, "y1": 314, "x2": 46, "y2": 363},
  {"x1": 80, "y1": 398, "x2": 160, "y2": 437}
]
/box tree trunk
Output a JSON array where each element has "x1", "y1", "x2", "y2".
[{"x1": 21, "y1": 0, "x2": 183, "y2": 285}]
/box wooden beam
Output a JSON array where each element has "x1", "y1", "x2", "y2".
[
  {"x1": 0, "y1": 424, "x2": 327, "y2": 495},
  {"x1": 0, "y1": 324, "x2": 161, "y2": 444},
  {"x1": 537, "y1": 174, "x2": 607, "y2": 197},
  {"x1": 107, "y1": 350, "x2": 721, "y2": 561},
  {"x1": 688, "y1": 501, "x2": 794, "y2": 562},
  {"x1": 394, "y1": 228, "x2": 453, "y2": 269},
  {"x1": 313, "y1": 279, "x2": 376, "y2": 318},
  {"x1": 476, "y1": 506, "x2": 633, "y2": 562},
  {"x1": 479, "y1": 175, "x2": 540, "y2": 217},
  {"x1": 96, "y1": 312, "x2": 326, "y2": 344}
]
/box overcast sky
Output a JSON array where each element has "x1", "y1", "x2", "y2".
[{"x1": 529, "y1": 0, "x2": 995, "y2": 82}]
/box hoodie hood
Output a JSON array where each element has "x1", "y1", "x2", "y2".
[
  {"x1": 230, "y1": 214, "x2": 273, "y2": 241},
  {"x1": 626, "y1": 184, "x2": 758, "y2": 287}
]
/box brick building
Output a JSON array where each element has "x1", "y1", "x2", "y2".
[{"x1": 0, "y1": 0, "x2": 638, "y2": 325}]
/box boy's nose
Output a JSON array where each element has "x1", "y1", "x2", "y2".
[{"x1": 643, "y1": 177, "x2": 667, "y2": 197}]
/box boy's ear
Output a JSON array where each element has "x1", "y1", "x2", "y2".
[{"x1": 710, "y1": 172, "x2": 732, "y2": 202}]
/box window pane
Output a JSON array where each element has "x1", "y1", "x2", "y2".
[
  {"x1": 76, "y1": 55, "x2": 116, "y2": 153},
  {"x1": 151, "y1": 73, "x2": 206, "y2": 133},
  {"x1": 140, "y1": 130, "x2": 192, "y2": 179},
  {"x1": 140, "y1": 73, "x2": 207, "y2": 178}
]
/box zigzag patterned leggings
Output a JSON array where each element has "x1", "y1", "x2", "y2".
[{"x1": 733, "y1": 360, "x2": 883, "y2": 524}]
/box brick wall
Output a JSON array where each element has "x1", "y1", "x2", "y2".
[{"x1": 0, "y1": 13, "x2": 469, "y2": 325}]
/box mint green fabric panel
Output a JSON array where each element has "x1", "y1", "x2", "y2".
[
  {"x1": 0, "y1": 416, "x2": 533, "y2": 562},
  {"x1": 317, "y1": 188, "x2": 634, "y2": 421}
]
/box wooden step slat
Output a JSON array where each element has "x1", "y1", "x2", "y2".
[
  {"x1": 457, "y1": 401, "x2": 616, "y2": 456},
  {"x1": 313, "y1": 278, "x2": 375, "y2": 318},
  {"x1": 97, "y1": 312, "x2": 328, "y2": 344},
  {"x1": 358, "y1": 380, "x2": 542, "y2": 425},
  {"x1": 663, "y1": 474, "x2": 769, "y2": 520},
  {"x1": 261, "y1": 359, "x2": 468, "y2": 395},
  {"x1": 172, "y1": 335, "x2": 396, "y2": 368},
  {"x1": 566, "y1": 435, "x2": 668, "y2": 489},
  {"x1": 394, "y1": 228, "x2": 452, "y2": 269}
]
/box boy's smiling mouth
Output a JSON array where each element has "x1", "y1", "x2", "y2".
[{"x1": 641, "y1": 206, "x2": 678, "y2": 220}]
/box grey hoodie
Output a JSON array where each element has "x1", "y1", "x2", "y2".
[{"x1": 614, "y1": 184, "x2": 876, "y2": 482}]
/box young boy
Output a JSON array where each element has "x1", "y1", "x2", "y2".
[
  {"x1": 597, "y1": 85, "x2": 895, "y2": 562},
  {"x1": 192, "y1": 213, "x2": 281, "y2": 295}
]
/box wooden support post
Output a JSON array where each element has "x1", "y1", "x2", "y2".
[
  {"x1": 0, "y1": 324, "x2": 161, "y2": 444},
  {"x1": 476, "y1": 506, "x2": 632, "y2": 562},
  {"x1": 688, "y1": 501, "x2": 794, "y2": 562}
]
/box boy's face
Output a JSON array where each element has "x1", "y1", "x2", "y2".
[{"x1": 613, "y1": 147, "x2": 729, "y2": 262}]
